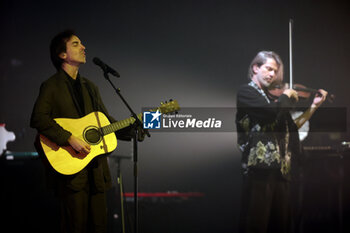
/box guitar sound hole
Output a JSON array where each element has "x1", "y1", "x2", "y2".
[{"x1": 84, "y1": 127, "x2": 102, "y2": 144}]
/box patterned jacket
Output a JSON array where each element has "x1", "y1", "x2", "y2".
[{"x1": 236, "y1": 82, "x2": 300, "y2": 176}]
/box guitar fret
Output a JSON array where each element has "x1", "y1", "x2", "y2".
[
  {"x1": 103, "y1": 125, "x2": 109, "y2": 135},
  {"x1": 108, "y1": 125, "x2": 113, "y2": 134},
  {"x1": 115, "y1": 121, "x2": 121, "y2": 131},
  {"x1": 103, "y1": 125, "x2": 112, "y2": 135},
  {"x1": 110, "y1": 123, "x2": 117, "y2": 132},
  {"x1": 101, "y1": 109, "x2": 171, "y2": 136}
]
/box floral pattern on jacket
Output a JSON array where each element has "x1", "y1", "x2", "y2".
[{"x1": 236, "y1": 82, "x2": 299, "y2": 177}]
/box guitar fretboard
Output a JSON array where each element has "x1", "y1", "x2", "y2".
[{"x1": 101, "y1": 113, "x2": 143, "y2": 136}]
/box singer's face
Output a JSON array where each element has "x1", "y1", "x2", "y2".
[{"x1": 60, "y1": 35, "x2": 86, "y2": 66}]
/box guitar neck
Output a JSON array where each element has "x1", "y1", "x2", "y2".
[
  {"x1": 98, "y1": 99, "x2": 179, "y2": 136},
  {"x1": 101, "y1": 113, "x2": 143, "y2": 136}
]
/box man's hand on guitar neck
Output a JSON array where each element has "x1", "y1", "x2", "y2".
[{"x1": 68, "y1": 135, "x2": 91, "y2": 154}]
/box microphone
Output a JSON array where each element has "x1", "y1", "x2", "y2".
[{"x1": 93, "y1": 57, "x2": 120, "y2": 77}]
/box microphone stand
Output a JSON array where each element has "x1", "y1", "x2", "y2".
[
  {"x1": 109, "y1": 154, "x2": 132, "y2": 233},
  {"x1": 102, "y1": 71, "x2": 150, "y2": 233}
]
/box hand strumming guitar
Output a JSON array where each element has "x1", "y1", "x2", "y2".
[{"x1": 68, "y1": 135, "x2": 91, "y2": 154}]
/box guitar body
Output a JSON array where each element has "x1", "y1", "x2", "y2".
[
  {"x1": 38, "y1": 99, "x2": 180, "y2": 175},
  {"x1": 40, "y1": 111, "x2": 117, "y2": 175}
]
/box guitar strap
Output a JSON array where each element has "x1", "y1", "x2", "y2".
[
  {"x1": 84, "y1": 82, "x2": 116, "y2": 123},
  {"x1": 84, "y1": 82, "x2": 105, "y2": 168},
  {"x1": 84, "y1": 82, "x2": 99, "y2": 112}
]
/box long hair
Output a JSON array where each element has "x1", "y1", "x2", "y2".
[
  {"x1": 248, "y1": 51, "x2": 284, "y2": 83},
  {"x1": 50, "y1": 29, "x2": 76, "y2": 70}
]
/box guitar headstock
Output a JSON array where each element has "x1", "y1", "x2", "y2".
[{"x1": 153, "y1": 99, "x2": 180, "y2": 115}]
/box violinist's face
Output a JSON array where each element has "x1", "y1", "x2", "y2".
[{"x1": 252, "y1": 58, "x2": 278, "y2": 88}]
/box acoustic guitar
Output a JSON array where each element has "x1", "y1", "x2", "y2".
[{"x1": 39, "y1": 100, "x2": 179, "y2": 175}]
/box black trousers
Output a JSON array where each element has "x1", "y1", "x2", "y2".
[
  {"x1": 58, "y1": 172, "x2": 108, "y2": 233},
  {"x1": 239, "y1": 169, "x2": 291, "y2": 233}
]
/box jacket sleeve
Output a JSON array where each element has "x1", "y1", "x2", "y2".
[
  {"x1": 237, "y1": 84, "x2": 293, "y2": 124},
  {"x1": 30, "y1": 82, "x2": 72, "y2": 146}
]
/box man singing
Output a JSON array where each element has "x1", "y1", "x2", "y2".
[{"x1": 31, "y1": 30, "x2": 137, "y2": 233}]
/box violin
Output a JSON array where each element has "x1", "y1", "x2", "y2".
[{"x1": 267, "y1": 82, "x2": 335, "y2": 103}]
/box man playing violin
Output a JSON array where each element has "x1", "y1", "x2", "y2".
[{"x1": 236, "y1": 51, "x2": 327, "y2": 233}]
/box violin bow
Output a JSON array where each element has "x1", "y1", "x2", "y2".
[
  {"x1": 289, "y1": 19, "x2": 293, "y2": 89},
  {"x1": 288, "y1": 19, "x2": 335, "y2": 103}
]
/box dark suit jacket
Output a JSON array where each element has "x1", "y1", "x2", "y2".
[{"x1": 30, "y1": 69, "x2": 115, "y2": 192}]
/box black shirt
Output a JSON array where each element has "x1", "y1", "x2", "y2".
[{"x1": 64, "y1": 71, "x2": 85, "y2": 117}]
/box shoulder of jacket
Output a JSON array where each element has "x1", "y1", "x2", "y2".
[
  {"x1": 80, "y1": 76, "x2": 94, "y2": 85},
  {"x1": 40, "y1": 71, "x2": 63, "y2": 87},
  {"x1": 239, "y1": 83, "x2": 254, "y2": 89},
  {"x1": 44, "y1": 70, "x2": 66, "y2": 82},
  {"x1": 81, "y1": 77, "x2": 100, "y2": 93},
  {"x1": 237, "y1": 83, "x2": 257, "y2": 94}
]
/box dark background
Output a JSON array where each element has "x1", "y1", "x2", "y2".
[{"x1": 0, "y1": 0, "x2": 349, "y2": 232}]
